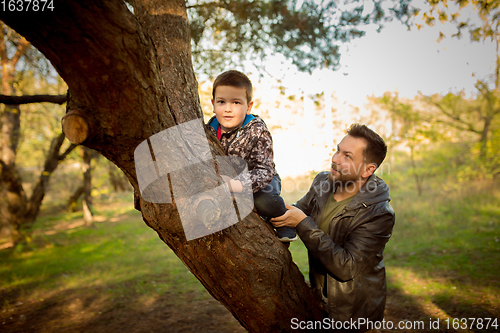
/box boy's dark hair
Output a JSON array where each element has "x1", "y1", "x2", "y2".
[
  {"x1": 347, "y1": 124, "x2": 387, "y2": 169},
  {"x1": 212, "y1": 70, "x2": 253, "y2": 103}
]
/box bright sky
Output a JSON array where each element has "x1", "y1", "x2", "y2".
[
  {"x1": 248, "y1": 8, "x2": 498, "y2": 178},
  {"x1": 261, "y1": 19, "x2": 497, "y2": 108}
]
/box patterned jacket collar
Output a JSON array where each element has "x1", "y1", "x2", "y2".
[{"x1": 208, "y1": 114, "x2": 255, "y2": 132}]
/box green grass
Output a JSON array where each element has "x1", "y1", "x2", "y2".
[
  {"x1": 383, "y1": 180, "x2": 500, "y2": 326},
  {"x1": 0, "y1": 202, "x2": 205, "y2": 307},
  {"x1": 1, "y1": 178, "x2": 499, "y2": 331}
]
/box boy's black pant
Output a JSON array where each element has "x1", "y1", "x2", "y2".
[{"x1": 253, "y1": 174, "x2": 287, "y2": 219}]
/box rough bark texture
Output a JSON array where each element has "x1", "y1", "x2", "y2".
[{"x1": 0, "y1": 1, "x2": 325, "y2": 330}]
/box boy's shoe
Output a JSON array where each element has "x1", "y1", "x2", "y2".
[{"x1": 276, "y1": 226, "x2": 298, "y2": 242}]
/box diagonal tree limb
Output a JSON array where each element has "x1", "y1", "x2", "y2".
[
  {"x1": 58, "y1": 142, "x2": 78, "y2": 161},
  {"x1": 11, "y1": 36, "x2": 30, "y2": 67},
  {"x1": 428, "y1": 100, "x2": 482, "y2": 134}
]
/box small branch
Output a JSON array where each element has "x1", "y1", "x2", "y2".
[
  {"x1": 0, "y1": 94, "x2": 67, "y2": 105},
  {"x1": 428, "y1": 100, "x2": 481, "y2": 134},
  {"x1": 11, "y1": 37, "x2": 30, "y2": 67},
  {"x1": 59, "y1": 143, "x2": 78, "y2": 161},
  {"x1": 186, "y1": 2, "x2": 217, "y2": 10},
  {"x1": 434, "y1": 119, "x2": 478, "y2": 134},
  {"x1": 61, "y1": 109, "x2": 91, "y2": 144}
]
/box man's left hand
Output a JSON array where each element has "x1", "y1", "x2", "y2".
[{"x1": 270, "y1": 203, "x2": 307, "y2": 228}]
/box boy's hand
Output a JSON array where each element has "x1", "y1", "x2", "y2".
[
  {"x1": 270, "y1": 203, "x2": 307, "y2": 228},
  {"x1": 220, "y1": 175, "x2": 243, "y2": 193}
]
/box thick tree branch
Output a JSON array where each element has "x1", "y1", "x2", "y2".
[
  {"x1": 0, "y1": 0, "x2": 174, "y2": 173},
  {"x1": 433, "y1": 119, "x2": 479, "y2": 134},
  {"x1": 0, "y1": 94, "x2": 67, "y2": 105},
  {"x1": 428, "y1": 100, "x2": 481, "y2": 134},
  {"x1": 25, "y1": 133, "x2": 73, "y2": 223}
]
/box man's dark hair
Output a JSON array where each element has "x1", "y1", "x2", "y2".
[
  {"x1": 212, "y1": 70, "x2": 253, "y2": 103},
  {"x1": 347, "y1": 124, "x2": 387, "y2": 169}
]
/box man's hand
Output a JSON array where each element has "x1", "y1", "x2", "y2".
[{"x1": 270, "y1": 203, "x2": 307, "y2": 228}]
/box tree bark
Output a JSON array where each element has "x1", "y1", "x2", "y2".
[{"x1": 0, "y1": 1, "x2": 325, "y2": 330}]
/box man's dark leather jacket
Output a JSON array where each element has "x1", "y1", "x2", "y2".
[{"x1": 295, "y1": 172, "x2": 395, "y2": 332}]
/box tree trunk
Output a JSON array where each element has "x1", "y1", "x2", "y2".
[
  {"x1": 0, "y1": 1, "x2": 325, "y2": 330},
  {"x1": 0, "y1": 181, "x2": 9, "y2": 237},
  {"x1": 409, "y1": 145, "x2": 422, "y2": 197},
  {"x1": 0, "y1": 23, "x2": 83, "y2": 244},
  {"x1": 23, "y1": 133, "x2": 77, "y2": 229},
  {"x1": 0, "y1": 146, "x2": 27, "y2": 244},
  {"x1": 67, "y1": 185, "x2": 84, "y2": 212},
  {"x1": 0, "y1": 29, "x2": 29, "y2": 244},
  {"x1": 108, "y1": 161, "x2": 129, "y2": 192},
  {"x1": 4, "y1": 131, "x2": 77, "y2": 244},
  {"x1": 81, "y1": 147, "x2": 94, "y2": 226}
]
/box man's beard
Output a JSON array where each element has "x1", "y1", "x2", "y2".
[{"x1": 328, "y1": 163, "x2": 361, "y2": 189}]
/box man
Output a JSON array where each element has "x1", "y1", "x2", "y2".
[{"x1": 271, "y1": 124, "x2": 395, "y2": 333}]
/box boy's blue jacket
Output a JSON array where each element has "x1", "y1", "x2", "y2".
[
  {"x1": 208, "y1": 114, "x2": 255, "y2": 132},
  {"x1": 206, "y1": 114, "x2": 276, "y2": 193}
]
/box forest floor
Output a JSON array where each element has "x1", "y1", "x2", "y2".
[{"x1": 1, "y1": 186, "x2": 499, "y2": 332}]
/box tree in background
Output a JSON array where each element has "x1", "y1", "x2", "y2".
[
  {"x1": 424, "y1": 84, "x2": 500, "y2": 175},
  {"x1": 408, "y1": 0, "x2": 500, "y2": 177},
  {"x1": 0, "y1": 24, "x2": 77, "y2": 244},
  {"x1": 188, "y1": 0, "x2": 416, "y2": 75},
  {"x1": 369, "y1": 92, "x2": 432, "y2": 196},
  {"x1": 411, "y1": 0, "x2": 500, "y2": 87}
]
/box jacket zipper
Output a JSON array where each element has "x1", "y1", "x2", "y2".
[{"x1": 225, "y1": 128, "x2": 242, "y2": 154}]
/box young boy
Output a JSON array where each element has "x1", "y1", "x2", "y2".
[{"x1": 206, "y1": 70, "x2": 297, "y2": 242}]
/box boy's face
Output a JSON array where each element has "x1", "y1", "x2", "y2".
[{"x1": 212, "y1": 85, "x2": 253, "y2": 133}]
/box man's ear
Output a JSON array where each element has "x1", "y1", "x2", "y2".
[
  {"x1": 246, "y1": 101, "x2": 254, "y2": 114},
  {"x1": 362, "y1": 163, "x2": 376, "y2": 179}
]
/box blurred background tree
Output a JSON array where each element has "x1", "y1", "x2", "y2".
[
  {"x1": 410, "y1": 0, "x2": 500, "y2": 180},
  {"x1": 0, "y1": 24, "x2": 76, "y2": 245},
  {"x1": 187, "y1": 0, "x2": 416, "y2": 76}
]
